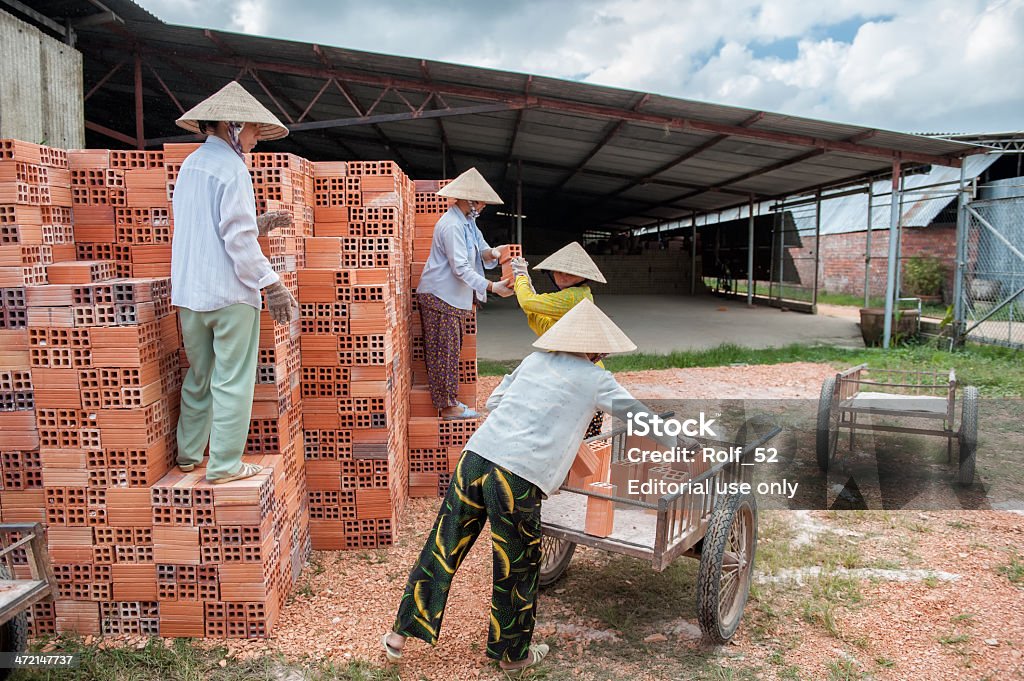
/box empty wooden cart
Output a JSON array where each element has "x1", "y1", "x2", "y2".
[{"x1": 816, "y1": 365, "x2": 979, "y2": 485}]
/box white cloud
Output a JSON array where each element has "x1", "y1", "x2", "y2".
[
  {"x1": 229, "y1": 0, "x2": 270, "y2": 36},
  {"x1": 133, "y1": 0, "x2": 1024, "y2": 133}
]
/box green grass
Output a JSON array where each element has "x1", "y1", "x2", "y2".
[
  {"x1": 997, "y1": 552, "x2": 1024, "y2": 587},
  {"x1": 939, "y1": 633, "x2": 971, "y2": 645},
  {"x1": 13, "y1": 636, "x2": 399, "y2": 681},
  {"x1": 480, "y1": 342, "x2": 1024, "y2": 396}
]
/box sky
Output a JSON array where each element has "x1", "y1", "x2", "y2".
[{"x1": 134, "y1": 0, "x2": 1024, "y2": 134}]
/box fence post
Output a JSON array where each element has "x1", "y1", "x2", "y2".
[{"x1": 953, "y1": 162, "x2": 969, "y2": 346}]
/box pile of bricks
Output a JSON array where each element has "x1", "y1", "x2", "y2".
[
  {"x1": 0, "y1": 140, "x2": 313, "y2": 639},
  {"x1": 0, "y1": 138, "x2": 485, "y2": 638},
  {"x1": 299, "y1": 160, "x2": 414, "y2": 550},
  {"x1": 407, "y1": 181, "x2": 480, "y2": 498}
]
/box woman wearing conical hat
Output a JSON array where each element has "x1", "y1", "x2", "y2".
[
  {"x1": 509, "y1": 242, "x2": 608, "y2": 436},
  {"x1": 170, "y1": 81, "x2": 299, "y2": 484},
  {"x1": 384, "y1": 299, "x2": 674, "y2": 674},
  {"x1": 416, "y1": 167, "x2": 515, "y2": 420}
]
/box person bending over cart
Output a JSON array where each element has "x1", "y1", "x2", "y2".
[
  {"x1": 509, "y1": 241, "x2": 608, "y2": 437},
  {"x1": 382, "y1": 298, "x2": 674, "y2": 674}
]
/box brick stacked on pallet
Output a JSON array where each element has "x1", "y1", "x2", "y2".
[
  {"x1": 407, "y1": 181, "x2": 480, "y2": 498},
  {"x1": 300, "y1": 160, "x2": 413, "y2": 550}
]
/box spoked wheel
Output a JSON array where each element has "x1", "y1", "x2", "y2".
[
  {"x1": 957, "y1": 386, "x2": 979, "y2": 486},
  {"x1": 539, "y1": 534, "x2": 576, "y2": 587},
  {"x1": 697, "y1": 492, "x2": 758, "y2": 644},
  {"x1": 816, "y1": 377, "x2": 839, "y2": 472}
]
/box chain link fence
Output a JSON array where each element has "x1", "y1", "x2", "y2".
[{"x1": 959, "y1": 181, "x2": 1024, "y2": 348}]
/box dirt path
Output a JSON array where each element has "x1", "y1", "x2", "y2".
[{"x1": 218, "y1": 364, "x2": 1021, "y2": 680}]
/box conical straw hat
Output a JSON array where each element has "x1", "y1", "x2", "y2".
[
  {"x1": 176, "y1": 81, "x2": 289, "y2": 141},
  {"x1": 532, "y1": 298, "x2": 636, "y2": 354},
  {"x1": 533, "y1": 241, "x2": 607, "y2": 283},
  {"x1": 436, "y1": 167, "x2": 503, "y2": 204}
]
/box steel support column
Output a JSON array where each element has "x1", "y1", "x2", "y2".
[
  {"x1": 516, "y1": 160, "x2": 523, "y2": 247},
  {"x1": 813, "y1": 189, "x2": 821, "y2": 311},
  {"x1": 864, "y1": 182, "x2": 874, "y2": 307},
  {"x1": 883, "y1": 157, "x2": 903, "y2": 349},
  {"x1": 691, "y1": 213, "x2": 697, "y2": 295},
  {"x1": 747, "y1": 195, "x2": 755, "y2": 306},
  {"x1": 133, "y1": 52, "x2": 144, "y2": 150}
]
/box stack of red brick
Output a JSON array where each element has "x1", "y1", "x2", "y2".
[
  {"x1": 299, "y1": 160, "x2": 414, "y2": 550},
  {"x1": 407, "y1": 181, "x2": 480, "y2": 498},
  {"x1": 0, "y1": 138, "x2": 486, "y2": 638},
  {"x1": 0, "y1": 140, "x2": 311, "y2": 639}
]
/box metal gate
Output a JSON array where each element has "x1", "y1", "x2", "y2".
[{"x1": 957, "y1": 186, "x2": 1024, "y2": 348}]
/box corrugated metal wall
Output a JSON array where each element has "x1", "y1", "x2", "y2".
[{"x1": 0, "y1": 11, "x2": 83, "y2": 148}]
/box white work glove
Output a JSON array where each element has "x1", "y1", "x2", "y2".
[
  {"x1": 510, "y1": 257, "x2": 529, "y2": 278},
  {"x1": 490, "y1": 278, "x2": 515, "y2": 298},
  {"x1": 257, "y1": 210, "x2": 292, "y2": 237},
  {"x1": 264, "y1": 281, "x2": 299, "y2": 324}
]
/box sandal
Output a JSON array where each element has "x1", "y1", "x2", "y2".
[
  {"x1": 442, "y1": 404, "x2": 479, "y2": 420},
  {"x1": 381, "y1": 632, "x2": 403, "y2": 662},
  {"x1": 177, "y1": 463, "x2": 196, "y2": 472},
  {"x1": 499, "y1": 643, "x2": 549, "y2": 676},
  {"x1": 209, "y1": 462, "x2": 263, "y2": 485}
]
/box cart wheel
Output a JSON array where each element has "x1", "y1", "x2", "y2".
[
  {"x1": 539, "y1": 535, "x2": 576, "y2": 587},
  {"x1": 697, "y1": 492, "x2": 757, "y2": 644},
  {"x1": 957, "y1": 386, "x2": 979, "y2": 486},
  {"x1": 816, "y1": 377, "x2": 839, "y2": 472}
]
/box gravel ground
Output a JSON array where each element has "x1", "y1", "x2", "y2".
[{"x1": 178, "y1": 364, "x2": 1023, "y2": 679}]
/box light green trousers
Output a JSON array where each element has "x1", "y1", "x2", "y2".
[{"x1": 176, "y1": 304, "x2": 259, "y2": 480}]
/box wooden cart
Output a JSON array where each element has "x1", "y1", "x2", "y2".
[
  {"x1": 538, "y1": 416, "x2": 780, "y2": 644},
  {"x1": 816, "y1": 365, "x2": 979, "y2": 485},
  {"x1": 0, "y1": 523, "x2": 55, "y2": 679}
]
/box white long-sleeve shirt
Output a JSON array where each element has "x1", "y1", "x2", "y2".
[
  {"x1": 415, "y1": 205, "x2": 498, "y2": 310},
  {"x1": 464, "y1": 351, "x2": 676, "y2": 496},
  {"x1": 170, "y1": 136, "x2": 279, "y2": 311}
]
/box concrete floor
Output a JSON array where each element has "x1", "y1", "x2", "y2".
[{"x1": 476, "y1": 294, "x2": 862, "y2": 360}]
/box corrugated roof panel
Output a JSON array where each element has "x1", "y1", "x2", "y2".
[{"x1": 50, "y1": 0, "x2": 986, "y2": 233}]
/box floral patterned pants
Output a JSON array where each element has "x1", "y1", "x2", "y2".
[
  {"x1": 418, "y1": 293, "x2": 467, "y2": 410},
  {"x1": 393, "y1": 450, "x2": 542, "y2": 663}
]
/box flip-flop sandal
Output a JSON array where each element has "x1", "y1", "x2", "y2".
[
  {"x1": 210, "y1": 462, "x2": 263, "y2": 485},
  {"x1": 442, "y1": 405, "x2": 479, "y2": 420},
  {"x1": 381, "y1": 632, "x2": 403, "y2": 662},
  {"x1": 499, "y1": 643, "x2": 549, "y2": 676},
  {"x1": 178, "y1": 463, "x2": 195, "y2": 472}
]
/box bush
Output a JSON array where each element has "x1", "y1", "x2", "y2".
[{"x1": 903, "y1": 257, "x2": 946, "y2": 296}]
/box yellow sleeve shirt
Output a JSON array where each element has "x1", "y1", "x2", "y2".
[{"x1": 514, "y1": 275, "x2": 593, "y2": 336}]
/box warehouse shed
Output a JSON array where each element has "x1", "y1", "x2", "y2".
[{"x1": 5, "y1": 0, "x2": 981, "y2": 307}]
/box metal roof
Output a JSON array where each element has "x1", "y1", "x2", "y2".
[
  {"x1": 21, "y1": 0, "x2": 983, "y2": 236},
  {"x1": 800, "y1": 154, "x2": 1000, "y2": 235}
]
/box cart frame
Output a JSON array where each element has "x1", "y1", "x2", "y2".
[
  {"x1": 816, "y1": 365, "x2": 979, "y2": 485},
  {"x1": 0, "y1": 523, "x2": 55, "y2": 628},
  {"x1": 539, "y1": 414, "x2": 780, "y2": 642}
]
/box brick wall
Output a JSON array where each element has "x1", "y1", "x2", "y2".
[
  {"x1": 524, "y1": 250, "x2": 696, "y2": 295},
  {"x1": 783, "y1": 226, "x2": 957, "y2": 300}
]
